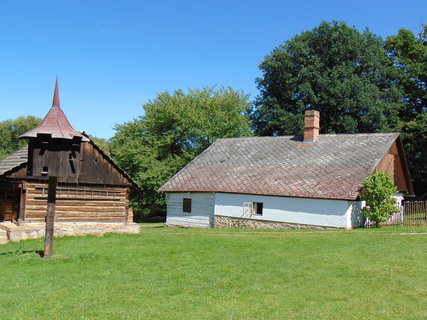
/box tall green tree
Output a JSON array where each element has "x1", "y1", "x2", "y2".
[
  {"x1": 386, "y1": 26, "x2": 427, "y2": 195},
  {"x1": 110, "y1": 86, "x2": 252, "y2": 217},
  {"x1": 0, "y1": 116, "x2": 41, "y2": 160},
  {"x1": 252, "y1": 21, "x2": 404, "y2": 136},
  {"x1": 386, "y1": 25, "x2": 427, "y2": 120}
]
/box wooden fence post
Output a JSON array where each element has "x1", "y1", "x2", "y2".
[{"x1": 44, "y1": 176, "x2": 57, "y2": 257}]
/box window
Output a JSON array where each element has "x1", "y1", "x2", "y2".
[
  {"x1": 254, "y1": 202, "x2": 263, "y2": 215},
  {"x1": 41, "y1": 166, "x2": 49, "y2": 175},
  {"x1": 243, "y1": 202, "x2": 263, "y2": 215},
  {"x1": 243, "y1": 202, "x2": 253, "y2": 215},
  {"x1": 183, "y1": 198, "x2": 192, "y2": 213}
]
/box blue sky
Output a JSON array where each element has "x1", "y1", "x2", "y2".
[{"x1": 0, "y1": 0, "x2": 426, "y2": 139}]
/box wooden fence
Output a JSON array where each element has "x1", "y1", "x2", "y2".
[
  {"x1": 364, "y1": 200, "x2": 427, "y2": 227},
  {"x1": 403, "y1": 201, "x2": 427, "y2": 226}
]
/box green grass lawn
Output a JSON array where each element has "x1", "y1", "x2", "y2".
[{"x1": 0, "y1": 225, "x2": 426, "y2": 319}]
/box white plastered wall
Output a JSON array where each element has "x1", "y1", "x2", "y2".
[
  {"x1": 214, "y1": 193, "x2": 358, "y2": 228},
  {"x1": 165, "y1": 192, "x2": 215, "y2": 227}
]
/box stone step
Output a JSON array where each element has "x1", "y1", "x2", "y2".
[{"x1": 0, "y1": 229, "x2": 8, "y2": 244}]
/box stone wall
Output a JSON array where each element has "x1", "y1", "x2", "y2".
[
  {"x1": 214, "y1": 215, "x2": 338, "y2": 230},
  {"x1": 0, "y1": 222, "x2": 140, "y2": 243}
]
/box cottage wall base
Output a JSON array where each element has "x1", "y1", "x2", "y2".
[
  {"x1": 214, "y1": 215, "x2": 339, "y2": 230},
  {"x1": 0, "y1": 222, "x2": 140, "y2": 243}
]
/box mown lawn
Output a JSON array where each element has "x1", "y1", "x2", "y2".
[{"x1": 0, "y1": 225, "x2": 426, "y2": 319}]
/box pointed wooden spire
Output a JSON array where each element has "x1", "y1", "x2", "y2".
[
  {"x1": 19, "y1": 80, "x2": 89, "y2": 141},
  {"x1": 52, "y1": 78, "x2": 60, "y2": 107}
]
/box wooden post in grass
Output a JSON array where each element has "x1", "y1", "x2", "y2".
[{"x1": 44, "y1": 176, "x2": 57, "y2": 257}]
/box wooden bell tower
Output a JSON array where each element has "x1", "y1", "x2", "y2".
[{"x1": 19, "y1": 80, "x2": 89, "y2": 183}]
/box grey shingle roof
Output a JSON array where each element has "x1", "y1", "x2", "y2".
[
  {"x1": 159, "y1": 133, "x2": 399, "y2": 200},
  {"x1": 0, "y1": 145, "x2": 28, "y2": 176}
]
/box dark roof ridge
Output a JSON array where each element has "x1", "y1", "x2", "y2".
[
  {"x1": 320, "y1": 132, "x2": 399, "y2": 137},
  {"x1": 217, "y1": 132, "x2": 399, "y2": 139},
  {"x1": 217, "y1": 132, "x2": 399, "y2": 140}
]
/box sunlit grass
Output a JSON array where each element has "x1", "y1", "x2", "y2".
[{"x1": 0, "y1": 225, "x2": 426, "y2": 319}]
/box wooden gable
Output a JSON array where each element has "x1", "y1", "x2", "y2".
[
  {"x1": 374, "y1": 137, "x2": 414, "y2": 195},
  {"x1": 78, "y1": 141, "x2": 133, "y2": 186},
  {"x1": 4, "y1": 140, "x2": 136, "y2": 188}
]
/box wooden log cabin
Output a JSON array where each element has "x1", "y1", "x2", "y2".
[{"x1": 0, "y1": 81, "x2": 139, "y2": 224}]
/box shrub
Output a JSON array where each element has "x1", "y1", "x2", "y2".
[{"x1": 361, "y1": 171, "x2": 399, "y2": 227}]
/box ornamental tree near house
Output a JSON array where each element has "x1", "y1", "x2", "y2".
[{"x1": 361, "y1": 171, "x2": 399, "y2": 227}]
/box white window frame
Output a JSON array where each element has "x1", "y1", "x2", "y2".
[
  {"x1": 243, "y1": 202, "x2": 254, "y2": 215},
  {"x1": 243, "y1": 202, "x2": 263, "y2": 215}
]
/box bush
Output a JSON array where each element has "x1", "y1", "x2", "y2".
[{"x1": 361, "y1": 172, "x2": 399, "y2": 227}]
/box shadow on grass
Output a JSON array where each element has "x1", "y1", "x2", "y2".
[{"x1": 0, "y1": 250, "x2": 44, "y2": 257}]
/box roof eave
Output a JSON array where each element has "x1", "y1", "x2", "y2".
[{"x1": 159, "y1": 189, "x2": 359, "y2": 201}]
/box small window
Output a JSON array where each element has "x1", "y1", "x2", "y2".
[
  {"x1": 243, "y1": 202, "x2": 254, "y2": 215},
  {"x1": 243, "y1": 202, "x2": 263, "y2": 215},
  {"x1": 254, "y1": 202, "x2": 263, "y2": 215},
  {"x1": 183, "y1": 198, "x2": 192, "y2": 213}
]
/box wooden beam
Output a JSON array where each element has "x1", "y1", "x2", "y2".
[
  {"x1": 44, "y1": 176, "x2": 57, "y2": 257},
  {"x1": 18, "y1": 181, "x2": 27, "y2": 224}
]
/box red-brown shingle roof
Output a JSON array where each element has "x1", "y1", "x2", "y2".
[
  {"x1": 159, "y1": 133, "x2": 399, "y2": 200},
  {"x1": 19, "y1": 80, "x2": 89, "y2": 141}
]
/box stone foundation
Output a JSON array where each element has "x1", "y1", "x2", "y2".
[
  {"x1": 0, "y1": 228, "x2": 8, "y2": 244},
  {"x1": 214, "y1": 215, "x2": 338, "y2": 230},
  {"x1": 0, "y1": 222, "x2": 140, "y2": 243}
]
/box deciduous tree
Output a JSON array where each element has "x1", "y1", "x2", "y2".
[
  {"x1": 386, "y1": 25, "x2": 427, "y2": 196},
  {"x1": 110, "y1": 86, "x2": 252, "y2": 217},
  {"x1": 0, "y1": 116, "x2": 40, "y2": 160},
  {"x1": 252, "y1": 21, "x2": 404, "y2": 136}
]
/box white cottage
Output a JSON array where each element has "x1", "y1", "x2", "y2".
[{"x1": 159, "y1": 111, "x2": 414, "y2": 229}]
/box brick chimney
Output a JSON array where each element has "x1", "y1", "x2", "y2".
[{"x1": 303, "y1": 110, "x2": 320, "y2": 142}]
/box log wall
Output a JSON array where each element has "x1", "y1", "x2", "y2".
[
  {"x1": 24, "y1": 182, "x2": 129, "y2": 223},
  {"x1": 0, "y1": 180, "x2": 19, "y2": 221}
]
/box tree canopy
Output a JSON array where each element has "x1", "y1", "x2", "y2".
[
  {"x1": 386, "y1": 25, "x2": 427, "y2": 120},
  {"x1": 386, "y1": 25, "x2": 427, "y2": 195},
  {"x1": 252, "y1": 21, "x2": 404, "y2": 136},
  {"x1": 0, "y1": 116, "x2": 41, "y2": 160},
  {"x1": 109, "y1": 86, "x2": 252, "y2": 217}
]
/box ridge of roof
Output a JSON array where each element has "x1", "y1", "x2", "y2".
[{"x1": 215, "y1": 132, "x2": 399, "y2": 141}]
